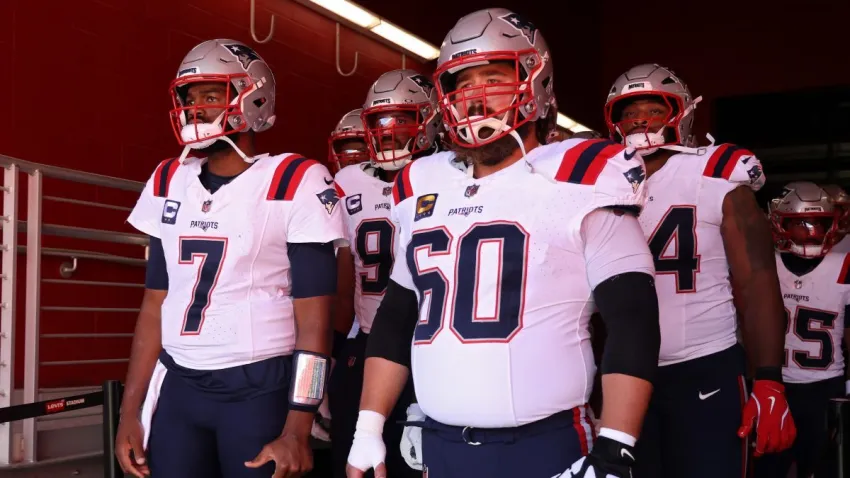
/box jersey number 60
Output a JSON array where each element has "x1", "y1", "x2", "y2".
[{"x1": 407, "y1": 222, "x2": 529, "y2": 344}]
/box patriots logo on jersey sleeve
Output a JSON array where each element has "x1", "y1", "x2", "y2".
[
  {"x1": 316, "y1": 188, "x2": 340, "y2": 215},
  {"x1": 223, "y1": 44, "x2": 261, "y2": 69},
  {"x1": 499, "y1": 13, "x2": 537, "y2": 45},
  {"x1": 623, "y1": 166, "x2": 646, "y2": 193},
  {"x1": 408, "y1": 74, "x2": 435, "y2": 98}
]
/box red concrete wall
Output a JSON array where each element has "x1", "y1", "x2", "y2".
[{"x1": 0, "y1": 0, "x2": 428, "y2": 388}]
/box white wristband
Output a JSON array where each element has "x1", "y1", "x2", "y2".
[
  {"x1": 599, "y1": 427, "x2": 637, "y2": 447},
  {"x1": 355, "y1": 410, "x2": 386, "y2": 436}
]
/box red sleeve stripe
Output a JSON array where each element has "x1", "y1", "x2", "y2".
[
  {"x1": 267, "y1": 156, "x2": 319, "y2": 201},
  {"x1": 334, "y1": 182, "x2": 346, "y2": 198},
  {"x1": 153, "y1": 158, "x2": 179, "y2": 198},
  {"x1": 554, "y1": 139, "x2": 624, "y2": 185},
  {"x1": 703, "y1": 144, "x2": 755, "y2": 179},
  {"x1": 392, "y1": 164, "x2": 413, "y2": 205},
  {"x1": 837, "y1": 254, "x2": 850, "y2": 284}
]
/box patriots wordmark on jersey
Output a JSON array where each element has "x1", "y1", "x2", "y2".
[
  {"x1": 127, "y1": 154, "x2": 345, "y2": 370},
  {"x1": 389, "y1": 138, "x2": 653, "y2": 429},
  {"x1": 334, "y1": 163, "x2": 396, "y2": 333},
  {"x1": 638, "y1": 143, "x2": 766, "y2": 366},
  {"x1": 777, "y1": 251, "x2": 850, "y2": 384}
]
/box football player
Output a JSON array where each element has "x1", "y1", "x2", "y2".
[
  {"x1": 346, "y1": 9, "x2": 661, "y2": 478},
  {"x1": 328, "y1": 109, "x2": 369, "y2": 175},
  {"x1": 114, "y1": 39, "x2": 345, "y2": 478},
  {"x1": 752, "y1": 182, "x2": 850, "y2": 477},
  {"x1": 603, "y1": 63, "x2": 796, "y2": 477},
  {"x1": 330, "y1": 69, "x2": 442, "y2": 478},
  {"x1": 822, "y1": 184, "x2": 850, "y2": 253}
]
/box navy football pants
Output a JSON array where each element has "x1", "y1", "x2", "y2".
[
  {"x1": 420, "y1": 407, "x2": 594, "y2": 478},
  {"x1": 147, "y1": 351, "x2": 292, "y2": 478},
  {"x1": 634, "y1": 344, "x2": 749, "y2": 478},
  {"x1": 329, "y1": 331, "x2": 418, "y2": 478}
]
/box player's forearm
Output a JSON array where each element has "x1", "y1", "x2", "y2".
[
  {"x1": 723, "y1": 187, "x2": 785, "y2": 370},
  {"x1": 599, "y1": 374, "x2": 653, "y2": 438},
  {"x1": 333, "y1": 252, "x2": 356, "y2": 335},
  {"x1": 359, "y1": 357, "x2": 409, "y2": 417},
  {"x1": 292, "y1": 295, "x2": 333, "y2": 356},
  {"x1": 120, "y1": 290, "x2": 164, "y2": 418}
]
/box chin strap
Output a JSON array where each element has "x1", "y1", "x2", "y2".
[{"x1": 177, "y1": 136, "x2": 256, "y2": 165}]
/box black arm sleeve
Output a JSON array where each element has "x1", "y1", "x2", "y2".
[
  {"x1": 288, "y1": 242, "x2": 337, "y2": 298},
  {"x1": 594, "y1": 271, "x2": 660, "y2": 383},
  {"x1": 145, "y1": 236, "x2": 168, "y2": 290},
  {"x1": 365, "y1": 280, "x2": 419, "y2": 367}
]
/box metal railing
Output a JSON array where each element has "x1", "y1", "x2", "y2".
[{"x1": 0, "y1": 153, "x2": 146, "y2": 466}]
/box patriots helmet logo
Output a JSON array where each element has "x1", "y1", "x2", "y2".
[
  {"x1": 499, "y1": 13, "x2": 538, "y2": 45},
  {"x1": 408, "y1": 74, "x2": 435, "y2": 98},
  {"x1": 747, "y1": 164, "x2": 763, "y2": 185},
  {"x1": 316, "y1": 188, "x2": 340, "y2": 215},
  {"x1": 222, "y1": 44, "x2": 261, "y2": 70},
  {"x1": 623, "y1": 165, "x2": 646, "y2": 193}
]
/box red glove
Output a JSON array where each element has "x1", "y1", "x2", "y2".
[{"x1": 737, "y1": 379, "x2": 796, "y2": 456}]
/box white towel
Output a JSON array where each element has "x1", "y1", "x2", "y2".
[{"x1": 140, "y1": 360, "x2": 168, "y2": 450}]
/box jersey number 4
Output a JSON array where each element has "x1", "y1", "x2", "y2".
[
  {"x1": 407, "y1": 222, "x2": 528, "y2": 344},
  {"x1": 355, "y1": 218, "x2": 394, "y2": 295},
  {"x1": 648, "y1": 206, "x2": 701, "y2": 292},
  {"x1": 179, "y1": 237, "x2": 228, "y2": 335},
  {"x1": 784, "y1": 306, "x2": 837, "y2": 370}
]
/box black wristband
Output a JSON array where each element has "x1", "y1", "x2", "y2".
[
  {"x1": 332, "y1": 331, "x2": 348, "y2": 360},
  {"x1": 755, "y1": 366, "x2": 783, "y2": 382}
]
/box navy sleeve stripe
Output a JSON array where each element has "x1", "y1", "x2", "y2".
[{"x1": 145, "y1": 236, "x2": 169, "y2": 290}]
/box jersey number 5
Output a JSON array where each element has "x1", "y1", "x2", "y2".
[
  {"x1": 784, "y1": 306, "x2": 837, "y2": 370},
  {"x1": 179, "y1": 237, "x2": 228, "y2": 335},
  {"x1": 648, "y1": 206, "x2": 700, "y2": 292},
  {"x1": 407, "y1": 222, "x2": 528, "y2": 344}
]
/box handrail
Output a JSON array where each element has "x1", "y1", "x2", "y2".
[
  {"x1": 0, "y1": 154, "x2": 144, "y2": 192},
  {"x1": 17, "y1": 246, "x2": 146, "y2": 267},
  {"x1": 2, "y1": 221, "x2": 149, "y2": 247}
]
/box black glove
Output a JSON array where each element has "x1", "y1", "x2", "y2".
[{"x1": 559, "y1": 436, "x2": 636, "y2": 477}]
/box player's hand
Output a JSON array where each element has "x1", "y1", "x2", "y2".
[
  {"x1": 114, "y1": 415, "x2": 150, "y2": 478},
  {"x1": 245, "y1": 433, "x2": 313, "y2": 478},
  {"x1": 737, "y1": 379, "x2": 796, "y2": 456},
  {"x1": 554, "y1": 436, "x2": 636, "y2": 478},
  {"x1": 347, "y1": 410, "x2": 388, "y2": 478},
  {"x1": 399, "y1": 403, "x2": 425, "y2": 470}
]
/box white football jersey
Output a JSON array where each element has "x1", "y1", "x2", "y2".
[
  {"x1": 390, "y1": 139, "x2": 654, "y2": 428},
  {"x1": 333, "y1": 163, "x2": 396, "y2": 333},
  {"x1": 639, "y1": 144, "x2": 766, "y2": 366},
  {"x1": 128, "y1": 154, "x2": 345, "y2": 370},
  {"x1": 777, "y1": 251, "x2": 850, "y2": 383}
]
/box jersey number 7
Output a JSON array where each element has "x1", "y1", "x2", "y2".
[
  {"x1": 407, "y1": 222, "x2": 528, "y2": 344},
  {"x1": 179, "y1": 237, "x2": 228, "y2": 335}
]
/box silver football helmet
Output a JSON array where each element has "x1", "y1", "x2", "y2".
[
  {"x1": 604, "y1": 64, "x2": 701, "y2": 155},
  {"x1": 434, "y1": 8, "x2": 556, "y2": 148},
  {"x1": 361, "y1": 69, "x2": 441, "y2": 171},
  {"x1": 823, "y1": 183, "x2": 850, "y2": 237},
  {"x1": 170, "y1": 39, "x2": 276, "y2": 163},
  {"x1": 328, "y1": 108, "x2": 368, "y2": 173},
  {"x1": 769, "y1": 181, "x2": 843, "y2": 258}
]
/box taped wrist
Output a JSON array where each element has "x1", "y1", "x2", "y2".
[
  {"x1": 355, "y1": 410, "x2": 386, "y2": 437},
  {"x1": 594, "y1": 272, "x2": 660, "y2": 382},
  {"x1": 288, "y1": 350, "x2": 331, "y2": 412}
]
